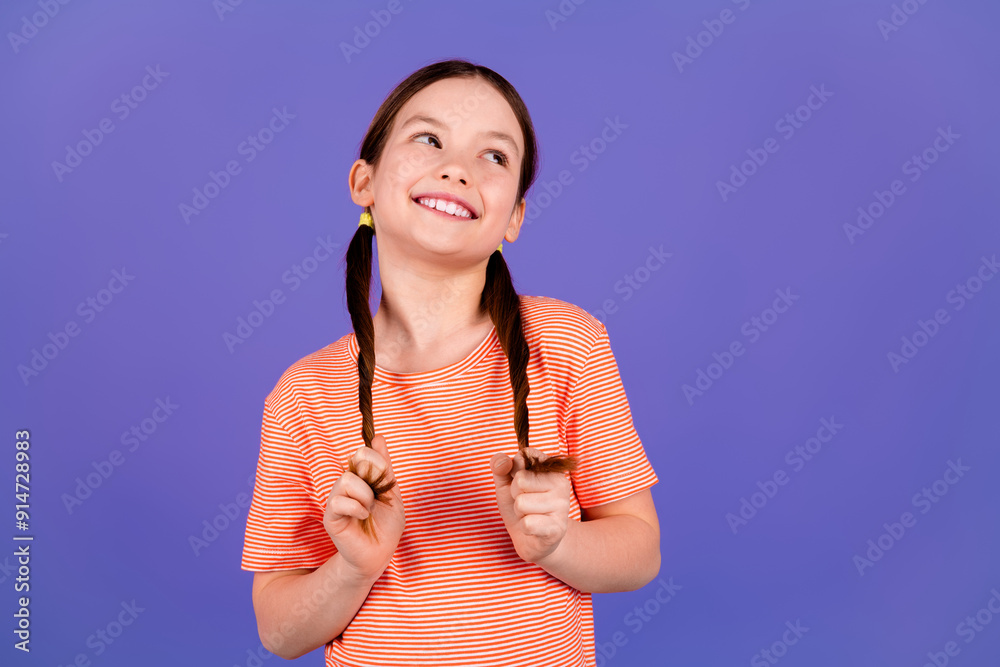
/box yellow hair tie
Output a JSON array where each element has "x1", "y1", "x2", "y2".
[{"x1": 359, "y1": 210, "x2": 503, "y2": 254}]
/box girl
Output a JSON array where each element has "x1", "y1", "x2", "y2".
[{"x1": 241, "y1": 59, "x2": 661, "y2": 667}]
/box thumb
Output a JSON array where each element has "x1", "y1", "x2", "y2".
[
  {"x1": 369, "y1": 434, "x2": 395, "y2": 475},
  {"x1": 490, "y1": 453, "x2": 513, "y2": 484}
]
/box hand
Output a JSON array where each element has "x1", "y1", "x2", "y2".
[
  {"x1": 490, "y1": 447, "x2": 573, "y2": 565},
  {"x1": 323, "y1": 434, "x2": 406, "y2": 582}
]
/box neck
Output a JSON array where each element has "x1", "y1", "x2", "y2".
[{"x1": 372, "y1": 261, "x2": 492, "y2": 353}]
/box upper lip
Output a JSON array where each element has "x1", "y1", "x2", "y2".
[{"x1": 412, "y1": 192, "x2": 479, "y2": 219}]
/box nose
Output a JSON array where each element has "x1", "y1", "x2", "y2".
[{"x1": 438, "y1": 154, "x2": 470, "y2": 185}]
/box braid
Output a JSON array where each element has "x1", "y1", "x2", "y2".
[
  {"x1": 345, "y1": 208, "x2": 397, "y2": 541},
  {"x1": 483, "y1": 249, "x2": 578, "y2": 474},
  {"x1": 343, "y1": 59, "x2": 567, "y2": 538}
]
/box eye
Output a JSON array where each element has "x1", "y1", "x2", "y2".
[
  {"x1": 484, "y1": 150, "x2": 509, "y2": 167},
  {"x1": 412, "y1": 132, "x2": 508, "y2": 167},
  {"x1": 413, "y1": 132, "x2": 441, "y2": 148}
]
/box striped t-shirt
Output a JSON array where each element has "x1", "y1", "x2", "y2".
[{"x1": 241, "y1": 294, "x2": 659, "y2": 667}]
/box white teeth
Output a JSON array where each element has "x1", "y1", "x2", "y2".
[{"x1": 417, "y1": 197, "x2": 472, "y2": 218}]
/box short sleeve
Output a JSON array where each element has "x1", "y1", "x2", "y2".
[
  {"x1": 240, "y1": 399, "x2": 336, "y2": 571},
  {"x1": 565, "y1": 326, "x2": 659, "y2": 508}
]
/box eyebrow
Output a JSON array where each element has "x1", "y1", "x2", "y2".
[{"x1": 399, "y1": 114, "x2": 521, "y2": 160}]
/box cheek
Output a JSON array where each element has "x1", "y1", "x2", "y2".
[
  {"x1": 479, "y1": 171, "x2": 519, "y2": 208},
  {"x1": 388, "y1": 146, "x2": 435, "y2": 184}
]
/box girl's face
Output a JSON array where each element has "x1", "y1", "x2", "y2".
[{"x1": 353, "y1": 76, "x2": 526, "y2": 266}]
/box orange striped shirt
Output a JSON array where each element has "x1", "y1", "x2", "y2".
[{"x1": 241, "y1": 294, "x2": 659, "y2": 666}]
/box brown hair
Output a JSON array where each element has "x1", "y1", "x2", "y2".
[{"x1": 345, "y1": 59, "x2": 577, "y2": 539}]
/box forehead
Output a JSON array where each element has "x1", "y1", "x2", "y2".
[{"x1": 394, "y1": 77, "x2": 523, "y2": 146}]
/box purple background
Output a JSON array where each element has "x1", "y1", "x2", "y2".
[{"x1": 2, "y1": 0, "x2": 999, "y2": 665}]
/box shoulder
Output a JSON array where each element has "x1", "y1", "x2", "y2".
[
  {"x1": 264, "y1": 334, "x2": 355, "y2": 416},
  {"x1": 518, "y1": 294, "x2": 608, "y2": 362},
  {"x1": 519, "y1": 294, "x2": 607, "y2": 342}
]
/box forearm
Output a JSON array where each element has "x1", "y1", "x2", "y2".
[
  {"x1": 257, "y1": 553, "x2": 379, "y2": 659},
  {"x1": 535, "y1": 514, "x2": 660, "y2": 594}
]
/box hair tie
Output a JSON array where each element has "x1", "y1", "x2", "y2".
[{"x1": 359, "y1": 210, "x2": 503, "y2": 254}]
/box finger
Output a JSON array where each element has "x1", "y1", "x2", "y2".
[
  {"x1": 513, "y1": 468, "x2": 565, "y2": 494},
  {"x1": 522, "y1": 446, "x2": 548, "y2": 463},
  {"x1": 337, "y1": 470, "x2": 376, "y2": 510},
  {"x1": 350, "y1": 444, "x2": 385, "y2": 474},
  {"x1": 514, "y1": 491, "x2": 548, "y2": 517},
  {"x1": 326, "y1": 494, "x2": 370, "y2": 522},
  {"x1": 368, "y1": 434, "x2": 396, "y2": 476},
  {"x1": 520, "y1": 514, "x2": 561, "y2": 541},
  {"x1": 510, "y1": 451, "x2": 526, "y2": 475},
  {"x1": 366, "y1": 435, "x2": 401, "y2": 500},
  {"x1": 349, "y1": 447, "x2": 391, "y2": 488},
  {"x1": 514, "y1": 489, "x2": 567, "y2": 516},
  {"x1": 490, "y1": 453, "x2": 513, "y2": 488},
  {"x1": 350, "y1": 442, "x2": 399, "y2": 506},
  {"x1": 356, "y1": 438, "x2": 399, "y2": 499}
]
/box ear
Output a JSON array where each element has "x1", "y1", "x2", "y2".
[
  {"x1": 349, "y1": 159, "x2": 375, "y2": 208},
  {"x1": 504, "y1": 197, "x2": 526, "y2": 243}
]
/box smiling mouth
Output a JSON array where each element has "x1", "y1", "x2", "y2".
[{"x1": 413, "y1": 197, "x2": 478, "y2": 220}]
